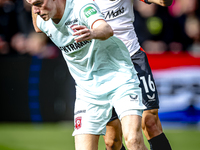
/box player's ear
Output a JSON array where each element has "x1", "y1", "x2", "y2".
[{"x1": 31, "y1": 7, "x2": 43, "y2": 33}]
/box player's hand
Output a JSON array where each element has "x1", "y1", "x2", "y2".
[
  {"x1": 72, "y1": 25, "x2": 93, "y2": 43},
  {"x1": 148, "y1": 0, "x2": 173, "y2": 7}
]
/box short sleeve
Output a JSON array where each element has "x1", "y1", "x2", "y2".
[{"x1": 77, "y1": 1, "x2": 105, "y2": 29}]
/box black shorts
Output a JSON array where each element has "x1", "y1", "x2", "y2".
[{"x1": 108, "y1": 48, "x2": 159, "y2": 122}]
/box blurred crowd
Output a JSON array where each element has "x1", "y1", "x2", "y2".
[
  {"x1": 0, "y1": 0, "x2": 59, "y2": 58},
  {"x1": 134, "y1": 0, "x2": 200, "y2": 56},
  {"x1": 0, "y1": 0, "x2": 200, "y2": 58}
]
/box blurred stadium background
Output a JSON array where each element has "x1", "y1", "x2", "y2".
[{"x1": 0, "y1": 0, "x2": 200, "y2": 149}]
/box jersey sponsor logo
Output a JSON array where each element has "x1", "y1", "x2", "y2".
[
  {"x1": 75, "y1": 110, "x2": 86, "y2": 115},
  {"x1": 147, "y1": 94, "x2": 155, "y2": 101},
  {"x1": 46, "y1": 31, "x2": 53, "y2": 39},
  {"x1": 75, "y1": 116, "x2": 82, "y2": 130},
  {"x1": 65, "y1": 18, "x2": 78, "y2": 26},
  {"x1": 130, "y1": 95, "x2": 138, "y2": 101},
  {"x1": 59, "y1": 40, "x2": 92, "y2": 53},
  {"x1": 70, "y1": 24, "x2": 78, "y2": 32},
  {"x1": 70, "y1": 24, "x2": 81, "y2": 35},
  {"x1": 84, "y1": 6, "x2": 97, "y2": 18},
  {"x1": 104, "y1": 6, "x2": 124, "y2": 20}
]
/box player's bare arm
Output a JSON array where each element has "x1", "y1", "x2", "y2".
[
  {"x1": 72, "y1": 20, "x2": 113, "y2": 43},
  {"x1": 147, "y1": 0, "x2": 173, "y2": 7}
]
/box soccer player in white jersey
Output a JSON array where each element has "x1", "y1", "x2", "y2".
[
  {"x1": 94, "y1": 0, "x2": 173, "y2": 150},
  {"x1": 26, "y1": 0, "x2": 149, "y2": 150}
]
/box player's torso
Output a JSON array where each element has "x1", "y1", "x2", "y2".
[
  {"x1": 95, "y1": 0, "x2": 140, "y2": 55},
  {"x1": 37, "y1": 0, "x2": 95, "y2": 81},
  {"x1": 40, "y1": 21, "x2": 136, "y2": 95},
  {"x1": 37, "y1": 0, "x2": 137, "y2": 95},
  {"x1": 43, "y1": 15, "x2": 92, "y2": 56},
  {"x1": 39, "y1": 1, "x2": 90, "y2": 54},
  {"x1": 95, "y1": 0, "x2": 135, "y2": 28}
]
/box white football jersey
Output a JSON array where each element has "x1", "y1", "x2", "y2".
[
  {"x1": 36, "y1": 0, "x2": 140, "y2": 98},
  {"x1": 95, "y1": 0, "x2": 140, "y2": 56}
]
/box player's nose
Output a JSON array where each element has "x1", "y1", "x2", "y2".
[{"x1": 32, "y1": 6, "x2": 40, "y2": 14}]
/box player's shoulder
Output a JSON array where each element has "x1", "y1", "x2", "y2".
[
  {"x1": 74, "y1": 0, "x2": 100, "y2": 17},
  {"x1": 74, "y1": 0, "x2": 97, "y2": 7}
]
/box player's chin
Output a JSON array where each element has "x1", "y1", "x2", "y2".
[
  {"x1": 44, "y1": 18, "x2": 50, "y2": 21},
  {"x1": 40, "y1": 15, "x2": 50, "y2": 21}
]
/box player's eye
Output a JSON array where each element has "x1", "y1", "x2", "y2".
[{"x1": 34, "y1": 2, "x2": 42, "y2": 7}]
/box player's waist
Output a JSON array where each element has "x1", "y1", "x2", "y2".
[
  {"x1": 75, "y1": 70, "x2": 136, "y2": 92},
  {"x1": 111, "y1": 25, "x2": 135, "y2": 32},
  {"x1": 113, "y1": 32, "x2": 140, "y2": 56},
  {"x1": 76, "y1": 77, "x2": 139, "y2": 103}
]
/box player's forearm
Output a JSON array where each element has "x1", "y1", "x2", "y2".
[
  {"x1": 72, "y1": 20, "x2": 113, "y2": 43},
  {"x1": 148, "y1": 0, "x2": 173, "y2": 7},
  {"x1": 31, "y1": 7, "x2": 42, "y2": 33}
]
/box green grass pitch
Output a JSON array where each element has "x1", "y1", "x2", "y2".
[{"x1": 0, "y1": 122, "x2": 200, "y2": 150}]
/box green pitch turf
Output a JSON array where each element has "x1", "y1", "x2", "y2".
[{"x1": 0, "y1": 122, "x2": 199, "y2": 150}]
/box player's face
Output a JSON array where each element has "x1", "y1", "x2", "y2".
[{"x1": 26, "y1": 0, "x2": 56, "y2": 21}]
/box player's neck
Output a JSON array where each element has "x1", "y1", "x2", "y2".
[{"x1": 52, "y1": 0, "x2": 66, "y2": 24}]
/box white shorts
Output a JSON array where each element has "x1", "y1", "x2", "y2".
[{"x1": 72, "y1": 84, "x2": 146, "y2": 136}]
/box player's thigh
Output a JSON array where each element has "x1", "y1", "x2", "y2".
[
  {"x1": 103, "y1": 118, "x2": 122, "y2": 142},
  {"x1": 112, "y1": 85, "x2": 145, "y2": 121},
  {"x1": 75, "y1": 134, "x2": 99, "y2": 150},
  {"x1": 121, "y1": 115, "x2": 143, "y2": 139},
  {"x1": 73, "y1": 87, "x2": 112, "y2": 136},
  {"x1": 131, "y1": 49, "x2": 159, "y2": 110},
  {"x1": 107, "y1": 107, "x2": 119, "y2": 124}
]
